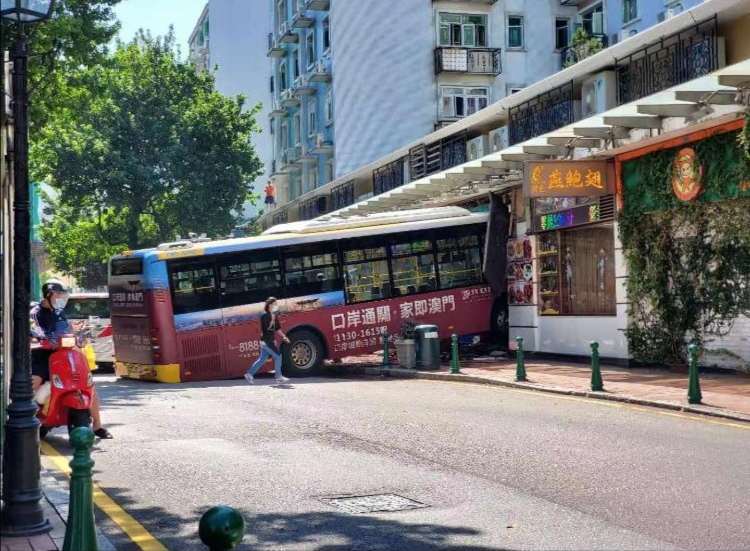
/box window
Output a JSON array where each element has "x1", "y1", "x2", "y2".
[
  {"x1": 342, "y1": 236, "x2": 390, "y2": 304},
  {"x1": 622, "y1": 0, "x2": 638, "y2": 24},
  {"x1": 508, "y1": 86, "x2": 524, "y2": 95},
  {"x1": 65, "y1": 298, "x2": 110, "y2": 320},
  {"x1": 218, "y1": 250, "x2": 282, "y2": 308},
  {"x1": 270, "y1": 75, "x2": 275, "y2": 95},
  {"x1": 280, "y1": 122, "x2": 289, "y2": 150},
  {"x1": 555, "y1": 18, "x2": 569, "y2": 50},
  {"x1": 310, "y1": 167, "x2": 318, "y2": 190},
  {"x1": 322, "y1": 16, "x2": 330, "y2": 52},
  {"x1": 325, "y1": 161, "x2": 334, "y2": 184},
  {"x1": 279, "y1": 61, "x2": 288, "y2": 90},
  {"x1": 440, "y1": 86, "x2": 488, "y2": 119},
  {"x1": 277, "y1": 0, "x2": 286, "y2": 31},
  {"x1": 294, "y1": 113, "x2": 301, "y2": 146},
  {"x1": 169, "y1": 261, "x2": 220, "y2": 314},
  {"x1": 306, "y1": 30, "x2": 315, "y2": 69},
  {"x1": 282, "y1": 242, "x2": 341, "y2": 297},
  {"x1": 293, "y1": 48, "x2": 300, "y2": 80},
  {"x1": 583, "y1": 5, "x2": 604, "y2": 35},
  {"x1": 438, "y1": 13, "x2": 487, "y2": 47},
  {"x1": 436, "y1": 230, "x2": 483, "y2": 290},
  {"x1": 308, "y1": 102, "x2": 317, "y2": 136},
  {"x1": 507, "y1": 16, "x2": 524, "y2": 49},
  {"x1": 324, "y1": 88, "x2": 333, "y2": 124},
  {"x1": 111, "y1": 258, "x2": 143, "y2": 276},
  {"x1": 390, "y1": 233, "x2": 437, "y2": 296}
]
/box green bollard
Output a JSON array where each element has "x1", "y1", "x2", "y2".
[
  {"x1": 199, "y1": 506, "x2": 245, "y2": 551},
  {"x1": 382, "y1": 329, "x2": 390, "y2": 366},
  {"x1": 515, "y1": 337, "x2": 527, "y2": 382},
  {"x1": 687, "y1": 344, "x2": 703, "y2": 405},
  {"x1": 63, "y1": 427, "x2": 98, "y2": 551},
  {"x1": 590, "y1": 341, "x2": 604, "y2": 391},
  {"x1": 450, "y1": 334, "x2": 460, "y2": 374}
]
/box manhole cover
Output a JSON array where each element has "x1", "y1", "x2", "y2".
[{"x1": 320, "y1": 493, "x2": 428, "y2": 514}]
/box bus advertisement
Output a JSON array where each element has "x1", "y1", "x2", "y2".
[{"x1": 108, "y1": 207, "x2": 505, "y2": 383}]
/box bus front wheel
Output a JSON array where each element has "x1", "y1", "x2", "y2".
[{"x1": 283, "y1": 330, "x2": 324, "y2": 377}]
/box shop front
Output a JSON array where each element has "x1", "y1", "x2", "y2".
[{"x1": 508, "y1": 159, "x2": 629, "y2": 360}]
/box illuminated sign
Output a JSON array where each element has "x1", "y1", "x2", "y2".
[
  {"x1": 523, "y1": 160, "x2": 612, "y2": 197},
  {"x1": 533, "y1": 199, "x2": 604, "y2": 232}
]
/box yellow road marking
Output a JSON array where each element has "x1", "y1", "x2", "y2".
[
  {"x1": 426, "y1": 379, "x2": 750, "y2": 430},
  {"x1": 41, "y1": 441, "x2": 168, "y2": 551}
]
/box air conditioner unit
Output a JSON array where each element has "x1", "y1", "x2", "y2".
[
  {"x1": 316, "y1": 133, "x2": 325, "y2": 147},
  {"x1": 466, "y1": 135, "x2": 489, "y2": 161},
  {"x1": 620, "y1": 29, "x2": 637, "y2": 43},
  {"x1": 315, "y1": 59, "x2": 327, "y2": 73},
  {"x1": 581, "y1": 71, "x2": 617, "y2": 117},
  {"x1": 280, "y1": 22, "x2": 290, "y2": 35},
  {"x1": 488, "y1": 127, "x2": 509, "y2": 153}
]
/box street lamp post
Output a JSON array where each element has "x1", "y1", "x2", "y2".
[{"x1": 1, "y1": 0, "x2": 56, "y2": 537}]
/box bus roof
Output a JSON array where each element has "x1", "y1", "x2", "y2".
[{"x1": 112, "y1": 208, "x2": 489, "y2": 263}]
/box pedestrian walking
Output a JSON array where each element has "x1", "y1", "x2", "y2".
[{"x1": 245, "y1": 297, "x2": 290, "y2": 384}]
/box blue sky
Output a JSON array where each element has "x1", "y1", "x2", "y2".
[{"x1": 113, "y1": 0, "x2": 207, "y2": 54}]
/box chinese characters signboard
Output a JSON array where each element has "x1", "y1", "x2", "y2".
[
  {"x1": 523, "y1": 160, "x2": 612, "y2": 198},
  {"x1": 532, "y1": 197, "x2": 604, "y2": 233}
]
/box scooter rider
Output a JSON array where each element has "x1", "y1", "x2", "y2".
[{"x1": 31, "y1": 279, "x2": 113, "y2": 439}]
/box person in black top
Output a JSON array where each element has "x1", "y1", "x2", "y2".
[
  {"x1": 31, "y1": 279, "x2": 113, "y2": 439},
  {"x1": 244, "y1": 297, "x2": 290, "y2": 384}
]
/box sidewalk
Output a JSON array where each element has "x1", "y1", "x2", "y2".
[
  {"x1": 2, "y1": 462, "x2": 115, "y2": 551},
  {"x1": 362, "y1": 356, "x2": 750, "y2": 423}
]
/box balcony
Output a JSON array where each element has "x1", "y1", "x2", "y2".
[
  {"x1": 299, "y1": 196, "x2": 328, "y2": 220},
  {"x1": 280, "y1": 88, "x2": 300, "y2": 108},
  {"x1": 292, "y1": 8, "x2": 314, "y2": 28},
  {"x1": 309, "y1": 58, "x2": 332, "y2": 82},
  {"x1": 292, "y1": 76, "x2": 316, "y2": 97},
  {"x1": 331, "y1": 180, "x2": 355, "y2": 211},
  {"x1": 267, "y1": 33, "x2": 286, "y2": 57},
  {"x1": 272, "y1": 210, "x2": 288, "y2": 226},
  {"x1": 281, "y1": 147, "x2": 302, "y2": 170},
  {"x1": 268, "y1": 100, "x2": 286, "y2": 119},
  {"x1": 270, "y1": 159, "x2": 288, "y2": 177},
  {"x1": 299, "y1": 145, "x2": 317, "y2": 163},
  {"x1": 560, "y1": 33, "x2": 607, "y2": 68},
  {"x1": 311, "y1": 134, "x2": 334, "y2": 155},
  {"x1": 615, "y1": 16, "x2": 720, "y2": 105},
  {"x1": 509, "y1": 82, "x2": 576, "y2": 146},
  {"x1": 373, "y1": 158, "x2": 405, "y2": 196},
  {"x1": 306, "y1": 0, "x2": 329, "y2": 10},
  {"x1": 435, "y1": 47, "x2": 501, "y2": 76},
  {"x1": 279, "y1": 22, "x2": 299, "y2": 44}
]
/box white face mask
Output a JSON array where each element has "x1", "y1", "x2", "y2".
[{"x1": 52, "y1": 297, "x2": 68, "y2": 311}]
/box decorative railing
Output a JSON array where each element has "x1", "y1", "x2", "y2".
[
  {"x1": 434, "y1": 47, "x2": 501, "y2": 76},
  {"x1": 615, "y1": 16, "x2": 719, "y2": 106},
  {"x1": 409, "y1": 131, "x2": 468, "y2": 181},
  {"x1": 560, "y1": 33, "x2": 607, "y2": 68},
  {"x1": 331, "y1": 180, "x2": 355, "y2": 210},
  {"x1": 272, "y1": 210, "x2": 288, "y2": 225},
  {"x1": 509, "y1": 81, "x2": 574, "y2": 146},
  {"x1": 299, "y1": 197, "x2": 324, "y2": 220},
  {"x1": 373, "y1": 158, "x2": 406, "y2": 196}
]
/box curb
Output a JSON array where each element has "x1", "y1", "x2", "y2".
[{"x1": 363, "y1": 367, "x2": 750, "y2": 424}]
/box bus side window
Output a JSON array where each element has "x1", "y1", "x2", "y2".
[
  {"x1": 282, "y1": 242, "x2": 342, "y2": 298},
  {"x1": 389, "y1": 232, "x2": 436, "y2": 297},
  {"x1": 169, "y1": 262, "x2": 221, "y2": 315},
  {"x1": 436, "y1": 230, "x2": 483, "y2": 290},
  {"x1": 218, "y1": 250, "x2": 281, "y2": 307},
  {"x1": 341, "y1": 236, "x2": 389, "y2": 304}
]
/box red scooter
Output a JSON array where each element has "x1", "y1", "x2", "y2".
[{"x1": 34, "y1": 333, "x2": 94, "y2": 438}]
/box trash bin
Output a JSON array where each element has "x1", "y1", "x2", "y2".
[{"x1": 415, "y1": 324, "x2": 440, "y2": 369}]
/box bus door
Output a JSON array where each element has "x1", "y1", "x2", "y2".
[
  {"x1": 168, "y1": 260, "x2": 228, "y2": 381},
  {"x1": 217, "y1": 250, "x2": 282, "y2": 379}
]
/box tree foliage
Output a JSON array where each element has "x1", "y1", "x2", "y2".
[{"x1": 33, "y1": 31, "x2": 263, "y2": 269}]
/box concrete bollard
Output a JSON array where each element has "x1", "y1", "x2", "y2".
[
  {"x1": 515, "y1": 337, "x2": 527, "y2": 382},
  {"x1": 687, "y1": 344, "x2": 703, "y2": 405},
  {"x1": 199, "y1": 506, "x2": 245, "y2": 551},
  {"x1": 63, "y1": 427, "x2": 98, "y2": 551},
  {"x1": 382, "y1": 329, "x2": 390, "y2": 366},
  {"x1": 590, "y1": 341, "x2": 604, "y2": 391},
  {"x1": 450, "y1": 334, "x2": 460, "y2": 374}
]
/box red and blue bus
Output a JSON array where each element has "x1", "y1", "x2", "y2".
[{"x1": 108, "y1": 207, "x2": 505, "y2": 382}]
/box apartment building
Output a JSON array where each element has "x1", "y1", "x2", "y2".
[{"x1": 188, "y1": 1, "x2": 273, "y2": 218}]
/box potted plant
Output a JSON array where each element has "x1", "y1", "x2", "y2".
[{"x1": 394, "y1": 321, "x2": 417, "y2": 369}]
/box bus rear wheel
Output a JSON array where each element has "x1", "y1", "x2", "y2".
[{"x1": 283, "y1": 330, "x2": 323, "y2": 377}]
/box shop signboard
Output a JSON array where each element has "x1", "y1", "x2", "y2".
[
  {"x1": 532, "y1": 197, "x2": 604, "y2": 233},
  {"x1": 523, "y1": 160, "x2": 613, "y2": 198}
]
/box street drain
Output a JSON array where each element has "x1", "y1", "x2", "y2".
[{"x1": 320, "y1": 493, "x2": 428, "y2": 514}]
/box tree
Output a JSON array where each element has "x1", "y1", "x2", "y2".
[{"x1": 33, "y1": 31, "x2": 263, "y2": 264}]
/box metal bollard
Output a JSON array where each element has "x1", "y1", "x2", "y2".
[
  {"x1": 63, "y1": 427, "x2": 98, "y2": 551},
  {"x1": 199, "y1": 506, "x2": 245, "y2": 551},
  {"x1": 515, "y1": 337, "x2": 527, "y2": 382},
  {"x1": 590, "y1": 341, "x2": 604, "y2": 391},
  {"x1": 382, "y1": 329, "x2": 390, "y2": 366},
  {"x1": 450, "y1": 334, "x2": 460, "y2": 374},
  {"x1": 687, "y1": 344, "x2": 703, "y2": 405}
]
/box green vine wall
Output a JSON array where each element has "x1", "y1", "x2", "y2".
[{"x1": 619, "y1": 125, "x2": 750, "y2": 364}]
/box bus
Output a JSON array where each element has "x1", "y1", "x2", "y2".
[{"x1": 108, "y1": 206, "x2": 505, "y2": 383}]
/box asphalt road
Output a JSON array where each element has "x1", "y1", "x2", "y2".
[{"x1": 45, "y1": 373, "x2": 750, "y2": 551}]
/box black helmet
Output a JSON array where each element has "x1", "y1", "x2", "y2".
[{"x1": 41, "y1": 279, "x2": 68, "y2": 298}]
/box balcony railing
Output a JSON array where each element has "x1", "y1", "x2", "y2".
[
  {"x1": 306, "y1": 0, "x2": 329, "y2": 10},
  {"x1": 373, "y1": 158, "x2": 406, "y2": 196},
  {"x1": 267, "y1": 33, "x2": 286, "y2": 57},
  {"x1": 281, "y1": 147, "x2": 301, "y2": 170},
  {"x1": 331, "y1": 180, "x2": 355, "y2": 211},
  {"x1": 435, "y1": 47, "x2": 501, "y2": 76},
  {"x1": 299, "y1": 196, "x2": 326, "y2": 220},
  {"x1": 409, "y1": 131, "x2": 467, "y2": 181},
  {"x1": 272, "y1": 210, "x2": 288, "y2": 225},
  {"x1": 615, "y1": 16, "x2": 719, "y2": 105},
  {"x1": 509, "y1": 81, "x2": 575, "y2": 146},
  {"x1": 560, "y1": 33, "x2": 607, "y2": 69}
]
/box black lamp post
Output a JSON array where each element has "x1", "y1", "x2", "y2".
[{"x1": 1, "y1": 0, "x2": 56, "y2": 537}]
